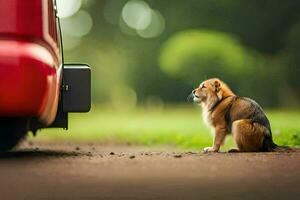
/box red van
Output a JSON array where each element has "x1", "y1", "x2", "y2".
[{"x1": 0, "y1": 0, "x2": 91, "y2": 151}]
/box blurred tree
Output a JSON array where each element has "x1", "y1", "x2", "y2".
[
  {"x1": 159, "y1": 30, "x2": 250, "y2": 84},
  {"x1": 62, "y1": 0, "x2": 300, "y2": 107}
]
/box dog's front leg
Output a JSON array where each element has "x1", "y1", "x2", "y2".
[{"x1": 203, "y1": 126, "x2": 227, "y2": 153}]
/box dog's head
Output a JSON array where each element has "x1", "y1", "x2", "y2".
[{"x1": 192, "y1": 78, "x2": 233, "y2": 109}]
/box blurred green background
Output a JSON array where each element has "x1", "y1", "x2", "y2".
[{"x1": 39, "y1": 0, "x2": 300, "y2": 149}]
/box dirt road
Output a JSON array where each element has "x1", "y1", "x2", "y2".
[{"x1": 0, "y1": 141, "x2": 299, "y2": 200}]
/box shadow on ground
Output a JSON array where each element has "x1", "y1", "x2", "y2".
[{"x1": 0, "y1": 149, "x2": 84, "y2": 160}]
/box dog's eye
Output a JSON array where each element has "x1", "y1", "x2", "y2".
[{"x1": 201, "y1": 84, "x2": 206, "y2": 89}]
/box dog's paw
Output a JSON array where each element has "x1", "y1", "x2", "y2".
[{"x1": 203, "y1": 147, "x2": 218, "y2": 153}]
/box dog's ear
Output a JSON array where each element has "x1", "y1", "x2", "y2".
[
  {"x1": 214, "y1": 80, "x2": 221, "y2": 92},
  {"x1": 213, "y1": 80, "x2": 223, "y2": 100}
]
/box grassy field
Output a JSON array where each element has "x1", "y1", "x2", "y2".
[{"x1": 35, "y1": 105, "x2": 300, "y2": 150}]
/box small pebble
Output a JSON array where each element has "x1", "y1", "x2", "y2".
[
  {"x1": 129, "y1": 155, "x2": 135, "y2": 159},
  {"x1": 109, "y1": 152, "x2": 115, "y2": 155},
  {"x1": 75, "y1": 147, "x2": 80, "y2": 151},
  {"x1": 174, "y1": 154, "x2": 182, "y2": 158}
]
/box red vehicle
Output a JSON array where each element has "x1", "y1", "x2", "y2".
[{"x1": 0, "y1": 0, "x2": 91, "y2": 151}]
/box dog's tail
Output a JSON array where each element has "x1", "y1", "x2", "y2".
[{"x1": 262, "y1": 133, "x2": 291, "y2": 152}]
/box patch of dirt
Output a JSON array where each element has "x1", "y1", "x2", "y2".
[{"x1": 0, "y1": 141, "x2": 299, "y2": 200}]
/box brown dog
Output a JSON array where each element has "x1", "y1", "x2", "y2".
[{"x1": 192, "y1": 78, "x2": 281, "y2": 153}]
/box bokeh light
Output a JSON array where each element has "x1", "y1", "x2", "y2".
[
  {"x1": 121, "y1": 0, "x2": 152, "y2": 30},
  {"x1": 56, "y1": 0, "x2": 94, "y2": 50},
  {"x1": 61, "y1": 10, "x2": 93, "y2": 37},
  {"x1": 56, "y1": 0, "x2": 82, "y2": 18},
  {"x1": 137, "y1": 10, "x2": 165, "y2": 38},
  {"x1": 119, "y1": 0, "x2": 166, "y2": 39},
  {"x1": 119, "y1": 16, "x2": 137, "y2": 36}
]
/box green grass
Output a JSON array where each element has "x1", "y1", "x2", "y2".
[{"x1": 35, "y1": 105, "x2": 300, "y2": 150}]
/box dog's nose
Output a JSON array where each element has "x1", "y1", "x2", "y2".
[{"x1": 192, "y1": 90, "x2": 196, "y2": 94}]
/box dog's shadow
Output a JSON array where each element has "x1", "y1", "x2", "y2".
[{"x1": 0, "y1": 149, "x2": 84, "y2": 160}]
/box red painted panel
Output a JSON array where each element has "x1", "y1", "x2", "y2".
[
  {"x1": 0, "y1": 0, "x2": 62, "y2": 125},
  {"x1": 0, "y1": 41, "x2": 60, "y2": 124},
  {"x1": 0, "y1": 0, "x2": 60, "y2": 61},
  {"x1": 0, "y1": 0, "x2": 43, "y2": 36}
]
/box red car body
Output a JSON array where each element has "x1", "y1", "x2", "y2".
[
  {"x1": 0, "y1": 0, "x2": 61, "y2": 125},
  {"x1": 0, "y1": 0, "x2": 90, "y2": 151}
]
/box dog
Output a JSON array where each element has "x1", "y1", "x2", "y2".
[{"x1": 192, "y1": 78, "x2": 284, "y2": 153}]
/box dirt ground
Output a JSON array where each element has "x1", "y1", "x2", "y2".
[{"x1": 0, "y1": 141, "x2": 299, "y2": 200}]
